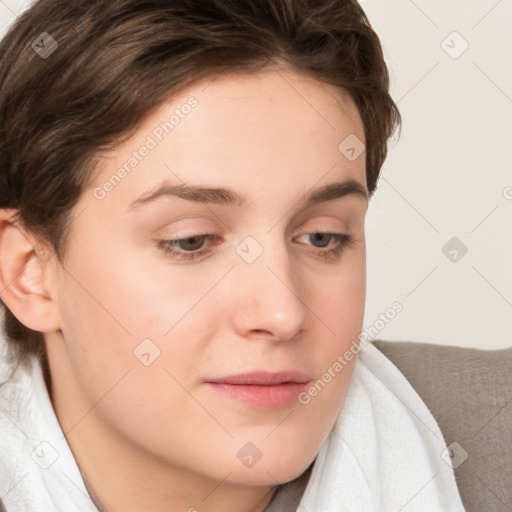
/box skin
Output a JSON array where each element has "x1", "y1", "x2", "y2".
[{"x1": 0, "y1": 66, "x2": 368, "y2": 512}]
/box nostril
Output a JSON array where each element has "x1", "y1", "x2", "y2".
[{"x1": 249, "y1": 329, "x2": 279, "y2": 341}]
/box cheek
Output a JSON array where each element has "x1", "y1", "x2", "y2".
[
  {"x1": 294, "y1": 250, "x2": 366, "y2": 409},
  {"x1": 55, "y1": 241, "x2": 217, "y2": 401},
  {"x1": 55, "y1": 242, "x2": 165, "y2": 397},
  {"x1": 311, "y1": 249, "x2": 366, "y2": 337}
]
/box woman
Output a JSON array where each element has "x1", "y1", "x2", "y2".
[{"x1": 0, "y1": 0, "x2": 465, "y2": 510}]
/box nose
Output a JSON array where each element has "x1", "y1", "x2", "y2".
[{"x1": 229, "y1": 237, "x2": 308, "y2": 343}]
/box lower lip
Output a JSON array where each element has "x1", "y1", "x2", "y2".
[{"x1": 204, "y1": 382, "x2": 310, "y2": 409}]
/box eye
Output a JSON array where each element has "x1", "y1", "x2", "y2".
[
  {"x1": 295, "y1": 232, "x2": 353, "y2": 260},
  {"x1": 156, "y1": 231, "x2": 354, "y2": 263},
  {"x1": 157, "y1": 234, "x2": 217, "y2": 262}
]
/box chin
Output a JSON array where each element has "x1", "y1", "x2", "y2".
[{"x1": 220, "y1": 446, "x2": 317, "y2": 487}]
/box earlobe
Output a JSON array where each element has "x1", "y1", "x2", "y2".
[{"x1": 0, "y1": 209, "x2": 61, "y2": 333}]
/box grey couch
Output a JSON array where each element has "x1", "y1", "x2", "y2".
[{"x1": 372, "y1": 340, "x2": 512, "y2": 512}]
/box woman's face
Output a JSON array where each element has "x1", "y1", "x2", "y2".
[{"x1": 47, "y1": 66, "x2": 368, "y2": 487}]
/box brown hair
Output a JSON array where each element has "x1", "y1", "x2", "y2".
[{"x1": 0, "y1": 0, "x2": 400, "y2": 364}]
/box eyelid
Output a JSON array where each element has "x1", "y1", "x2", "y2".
[
  {"x1": 290, "y1": 212, "x2": 350, "y2": 230},
  {"x1": 156, "y1": 219, "x2": 218, "y2": 238}
]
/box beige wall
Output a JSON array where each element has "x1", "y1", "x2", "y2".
[{"x1": 360, "y1": 0, "x2": 512, "y2": 348}]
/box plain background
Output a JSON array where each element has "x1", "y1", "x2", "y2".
[
  {"x1": 360, "y1": 0, "x2": 512, "y2": 349},
  {"x1": 0, "y1": 0, "x2": 510, "y2": 349}
]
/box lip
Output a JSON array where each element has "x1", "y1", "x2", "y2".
[
  {"x1": 204, "y1": 370, "x2": 312, "y2": 409},
  {"x1": 205, "y1": 370, "x2": 312, "y2": 386}
]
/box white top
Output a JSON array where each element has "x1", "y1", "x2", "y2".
[{"x1": 0, "y1": 336, "x2": 466, "y2": 511}]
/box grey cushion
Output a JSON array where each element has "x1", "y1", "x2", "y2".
[{"x1": 372, "y1": 340, "x2": 512, "y2": 512}]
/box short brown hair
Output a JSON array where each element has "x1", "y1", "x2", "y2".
[{"x1": 0, "y1": 0, "x2": 400, "y2": 364}]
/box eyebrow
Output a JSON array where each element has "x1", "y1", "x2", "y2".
[{"x1": 126, "y1": 177, "x2": 367, "y2": 213}]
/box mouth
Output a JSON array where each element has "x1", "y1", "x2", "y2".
[{"x1": 203, "y1": 370, "x2": 312, "y2": 409}]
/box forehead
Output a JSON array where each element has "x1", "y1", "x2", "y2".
[{"x1": 88, "y1": 67, "x2": 366, "y2": 205}]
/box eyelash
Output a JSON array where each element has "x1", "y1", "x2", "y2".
[{"x1": 156, "y1": 232, "x2": 354, "y2": 262}]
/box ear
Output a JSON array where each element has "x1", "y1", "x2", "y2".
[{"x1": 0, "y1": 209, "x2": 61, "y2": 333}]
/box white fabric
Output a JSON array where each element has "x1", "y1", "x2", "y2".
[
  {"x1": 0, "y1": 336, "x2": 466, "y2": 511},
  {"x1": 297, "y1": 342, "x2": 467, "y2": 511}
]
